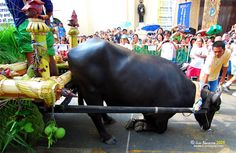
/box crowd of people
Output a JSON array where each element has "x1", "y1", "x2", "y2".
[
  {"x1": 5, "y1": 0, "x2": 235, "y2": 97},
  {"x1": 52, "y1": 22, "x2": 236, "y2": 96}
]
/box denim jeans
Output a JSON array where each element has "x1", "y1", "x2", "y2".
[{"x1": 208, "y1": 79, "x2": 219, "y2": 92}]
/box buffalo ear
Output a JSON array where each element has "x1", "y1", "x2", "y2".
[
  {"x1": 200, "y1": 88, "x2": 209, "y2": 101},
  {"x1": 200, "y1": 84, "x2": 210, "y2": 100},
  {"x1": 203, "y1": 84, "x2": 210, "y2": 90}
]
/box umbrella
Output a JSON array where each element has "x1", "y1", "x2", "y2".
[
  {"x1": 141, "y1": 24, "x2": 160, "y2": 32},
  {"x1": 196, "y1": 29, "x2": 208, "y2": 36},
  {"x1": 120, "y1": 21, "x2": 132, "y2": 29},
  {"x1": 206, "y1": 24, "x2": 222, "y2": 35}
]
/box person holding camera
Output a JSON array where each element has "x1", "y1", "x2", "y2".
[
  {"x1": 186, "y1": 37, "x2": 208, "y2": 80},
  {"x1": 156, "y1": 30, "x2": 178, "y2": 63}
]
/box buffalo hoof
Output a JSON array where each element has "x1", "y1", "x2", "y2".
[
  {"x1": 134, "y1": 121, "x2": 148, "y2": 132},
  {"x1": 125, "y1": 118, "x2": 136, "y2": 129},
  {"x1": 101, "y1": 136, "x2": 117, "y2": 145}
]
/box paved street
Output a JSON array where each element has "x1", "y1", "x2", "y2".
[
  {"x1": 7, "y1": 85, "x2": 236, "y2": 153},
  {"x1": 33, "y1": 84, "x2": 236, "y2": 153}
]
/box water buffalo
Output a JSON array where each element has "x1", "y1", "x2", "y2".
[{"x1": 68, "y1": 38, "x2": 221, "y2": 144}]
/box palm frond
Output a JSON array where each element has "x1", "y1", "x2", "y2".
[{"x1": 0, "y1": 24, "x2": 26, "y2": 64}]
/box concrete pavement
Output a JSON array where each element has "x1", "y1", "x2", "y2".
[
  {"x1": 34, "y1": 84, "x2": 236, "y2": 153},
  {"x1": 6, "y1": 84, "x2": 236, "y2": 153}
]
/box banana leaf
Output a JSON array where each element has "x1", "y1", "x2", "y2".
[{"x1": 0, "y1": 24, "x2": 26, "y2": 64}]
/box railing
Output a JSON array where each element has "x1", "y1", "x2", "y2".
[{"x1": 133, "y1": 45, "x2": 190, "y2": 64}]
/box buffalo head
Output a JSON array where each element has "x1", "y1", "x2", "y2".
[{"x1": 194, "y1": 87, "x2": 222, "y2": 130}]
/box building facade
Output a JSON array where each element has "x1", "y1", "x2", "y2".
[{"x1": 0, "y1": 0, "x2": 235, "y2": 35}]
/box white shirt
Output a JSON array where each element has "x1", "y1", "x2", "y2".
[
  {"x1": 119, "y1": 43, "x2": 133, "y2": 50},
  {"x1": 189, "y1": 46, "x2": 208, "y2": 69},
  {"x1": 53, "y1": 43, "x2": 59, "y2": 55},
  {"x1": 58, "y1": 44, "x2": 69, "y2": 52},
  {"x1": 160, "y1": 42, "x2": 176, "y2": 61}
]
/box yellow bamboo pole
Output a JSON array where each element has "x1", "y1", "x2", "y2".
[
  {"x1": 0, "y1": 62, "x2": 27, "y2": 72},
  {"x1": 0, "y1": 0, "x2": 63, "y2": 107},
  {"x1": 55, "y1": 12, "x2": 79, "y2": 85},
  {"x1": 0, "y1": 62, "x2": 27, "y2": 76},
  {"x1": 68, "y1": 10, "x2": 79, "y2": 49},
  {"x1": 0, "y1": 75, "x2": 59, "y2": 107},
  {"x1": 26, "y1": 18, "x2": 50, "y2": 79},
  {"x1": 68, "y1": 27, "x2": 79, "y2": 48}
]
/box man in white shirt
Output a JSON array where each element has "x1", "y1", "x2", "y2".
[{"x1": 200, "y1": 41, "x2": 231, "y2": 92}]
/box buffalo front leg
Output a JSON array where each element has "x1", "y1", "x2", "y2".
[
  {"x1": 88, "y1": 113, "x2": 117, "y2": 144},
  {"x1": 145, "y1": 113, "x2": 175, "y2": 134},
  {"x1": 102, "y1": 113, "x2": 116, "y2": 125},
  {"x1": 154, "y1": 120, "x2": 169, "y2": 133},
  {"x1": 82, "y1": 88, "x2": 116, "y2": 144}
]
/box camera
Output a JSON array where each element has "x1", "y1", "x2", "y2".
[{"x1": 229, "y1": 39, "x2": 234, "y2": 44}]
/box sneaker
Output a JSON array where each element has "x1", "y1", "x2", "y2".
[
  {"x1": 222, "y1": 84, "x2": 231, "y2": 93},
  {"x1": 232, "y1": 91, "x2": 236, "y2": 97}
]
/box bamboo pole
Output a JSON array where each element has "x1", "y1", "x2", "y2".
[
  {"x1": 0, "y1": 62, "x2": 27, "y2": 72},
  {"x1": 26, "y1": 18, "x2": 50, "y2": 79},
  {"x1": 0, "y1": 0, "x2": 68, "y2": 107},
  {"x1": 68, "y1": 27, "x2": 79, "y2": 48},
  {"x1": 0, "y1": 69, "x2": 71, "y2": 107},
  {"x1": 0, "y1": 1, "x2": 78, "y2": 107},
  {"x1": 51, "y1": 71, "x2": 71, "y2": 89},
  {"x1": 0, "y1": 62, "x2": 27, "y2": 76},
  {"x1": 53, "y1": 10, "x2": 79, "y2": 90},
  {"x1": 0, "y1": 76, "x2": 59, "y2": 107},
  {"x1": 68, "y1": 10, "x2": 79, "y2": 49}
]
